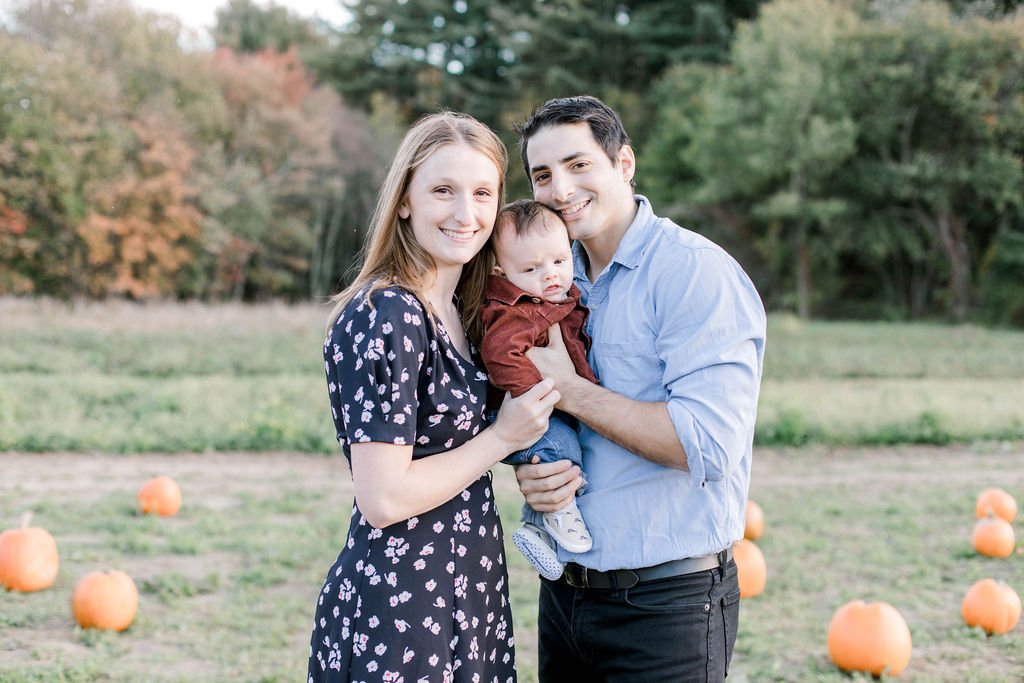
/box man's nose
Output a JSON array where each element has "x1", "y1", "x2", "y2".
[{"x1": 549, "y1": 172, "x2": 573, "y2": 203}]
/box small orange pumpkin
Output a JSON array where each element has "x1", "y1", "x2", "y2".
[
  {"x1": 733, "y1": 538, "x2": 766, "y2": 598},
  {"x1": 71, "y1": 570, "x2": 138, "y2": 631},
  {"x1": 975, "y1": 488, "x2": 1017, "y2": 523},
  {"x1": 962, "y1": 579, "x2": 1021, "y2": 635},
  {"x1": 827, "y1": 600, "x2": 912, "y2": 676},
  {"x1": 0, "y1": 512, "x2": 60, "y2": 592},
  {"x1": 972, "y1": 515, "x2": 1015, "y2": 558},
  {"x1": 744, "y1": 500, "x2": 765, "y2": 541},
  {"x1": 138, "y1": 476, "x2": 182, "y2": 516}
]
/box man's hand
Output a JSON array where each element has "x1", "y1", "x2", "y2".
[
  {"x1": 526, "y1": 324, "x2": 579, "y2": 405},
  {"x1": 514, "y1": 457, "x2": 583, "y2": 512}
]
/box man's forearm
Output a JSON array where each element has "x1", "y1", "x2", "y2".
[{"x1": 561, "y1": 377, "x2": 689, "y2": 471}]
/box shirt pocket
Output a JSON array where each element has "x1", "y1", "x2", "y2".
[{"x1": 591, "y1": 338, "x2": 663, "y2": 399}]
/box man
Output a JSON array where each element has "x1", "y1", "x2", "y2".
[{"x1": 513, "y1": 95, "x2": 766, "y2": 682}]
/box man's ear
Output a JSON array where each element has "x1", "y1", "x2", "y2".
[
  {"x1": 491, "y1": 265, "x2": 507, "y2": 278},
  {"x1": 618, "y1": 144, "x2": 636, "y2": 185}
]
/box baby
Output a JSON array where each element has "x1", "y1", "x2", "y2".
[{"x1": 481, "y1": 199, "x2": 599, "y2": 580}]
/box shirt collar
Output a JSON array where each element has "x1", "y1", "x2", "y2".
[
  {"x1": 485, "y1": 273, "x2": 577, "y2": 307},
  {"x1": 572, "y1": 195, "x2": 654, "y2": 281}
]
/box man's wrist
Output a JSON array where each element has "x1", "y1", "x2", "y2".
[{"x1": 558, "y1": 374, "x2": 592, "y2": 414}]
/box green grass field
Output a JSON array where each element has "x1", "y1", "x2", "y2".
[
  {"x1": 1, "y1": 300, "x2": 1022, "y2": 452},
  {"x1": 1, "y1": 298, "x2": 1023, "y2": 681},
  {"x1": 1, "y1": 448, "x2": 1022, "y2": 681}
]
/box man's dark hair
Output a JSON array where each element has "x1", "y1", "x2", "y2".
[
  {"x1": 514, "y1": 95, "x2": 632, "y2": 186},
  {"x1": 493, "y1": 199, "x2": 564, "y2": 242}
]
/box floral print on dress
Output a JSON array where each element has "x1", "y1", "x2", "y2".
[{"x1": 309, "y1": 286, "x2": 515, "y2": 683}]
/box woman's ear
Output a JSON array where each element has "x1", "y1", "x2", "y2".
[{"x1": 398, "y1": 201, "x2": 411, "y2": 220}]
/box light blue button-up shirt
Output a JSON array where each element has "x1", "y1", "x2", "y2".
[{"x1": 552, "y1": 196, "x2": 766, "y2": 571}]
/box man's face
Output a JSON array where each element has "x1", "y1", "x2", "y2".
[{"x1": 524, "y1": 122, "x2": 636, "y2": 244}]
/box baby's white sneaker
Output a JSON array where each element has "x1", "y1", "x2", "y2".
[
  {"x1": 542, "y1": 499, "x2": 593, "y2": 554},
  {"x1": 512, "y1": 523, "x2": 564, "y2": 581}
]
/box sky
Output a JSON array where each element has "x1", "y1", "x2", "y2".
[{"x1": 131, "y1": 0, "x2": 351, "y2": 36}]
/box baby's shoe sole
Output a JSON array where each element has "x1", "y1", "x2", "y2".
[{"x1": 512, "y1": 526, "x2": 564, "y2": 581}]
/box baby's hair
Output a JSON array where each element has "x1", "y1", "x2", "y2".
[{"x1": 494, "y1": 199, "x2": 566, "y2": 242}]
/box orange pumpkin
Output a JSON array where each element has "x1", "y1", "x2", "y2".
[
  {"x1": 972, "y1": 515, "x2": 1015, "y2": 558},
  {"x1": 138, "y1": 476, "x2": 182, "y2": 516},
  {"x1": 0, "y1": 512, "x2": 60, "y2": 592},
  {"x1": 733, "y1": 538, "x2": 766, "y2": 598},
  {"x1": 744, "y1": 500, "x2": 765, "y2": 541},
  {"x1": 827, "y1": 600, "x2": 912, "y2": 676},
  {"x1": 975, "y1": 488, "x2": 1017, "y2": 523},
  {"x1": 962, "y1": 579, "x2": 1021, "y2": 635},
  {"x1": 71, "y1": 570, "x2": 138, "y2": 631}
]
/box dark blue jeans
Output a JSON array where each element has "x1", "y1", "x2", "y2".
[
  {"x1": 497, "y1": 410, "x2": 587, "y2": 495},
  {"x1": 537, "y1": 560, "x2": 740, "y2": 682}
]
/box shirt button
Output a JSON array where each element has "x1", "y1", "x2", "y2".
[
  {"x1": 531, "y1": 297, "x2": 541, "y2": 303},
  {"x1": 704, "y1": 603, "x2": 710, "y2": 612}
]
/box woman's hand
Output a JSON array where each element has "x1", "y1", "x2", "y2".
[{"x1": 490, "y1": 379, "x2": 560, "y2": 454}]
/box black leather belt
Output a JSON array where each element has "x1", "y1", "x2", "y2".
[{"x1": 562, "y1": 547, "x2": 733, "y2": 590}]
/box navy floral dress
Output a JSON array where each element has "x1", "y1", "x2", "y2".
[{"x1": 309, "y1": 286, "x2": 516, "y2": 683}]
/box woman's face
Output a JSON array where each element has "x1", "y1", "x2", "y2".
[{"x1": 399, "y1": 143, "x2": 501, "y2": 273}]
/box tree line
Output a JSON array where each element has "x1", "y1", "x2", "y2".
[{"x1": 1, "y1": 0, "x2": 1022, "y2": 325}]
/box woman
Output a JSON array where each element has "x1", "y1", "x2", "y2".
[{"x1": 309, "y1": 112, "x2": 558, "y2": 683}]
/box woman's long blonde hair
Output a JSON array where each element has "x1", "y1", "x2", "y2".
[{"x1": 327, "y1": 111, "x2": 507, "y2": 344}]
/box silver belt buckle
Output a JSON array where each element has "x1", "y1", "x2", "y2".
[{"x1": 578, "y1": 566, "x2": 589, "y2": 588}]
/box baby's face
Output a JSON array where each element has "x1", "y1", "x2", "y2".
[{"x1": 494, "y1": 215, "x2": 574, "y2": 302}]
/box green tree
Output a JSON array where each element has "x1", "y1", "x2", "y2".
[
  {"x1": 498, "y1": 0, "x2": 761, "y2": 100},
  {"x1": 835, "y1": 4, "x2": 1024, "y2": 320},
  {"x1": 311, "y1": 0, "x2": 534, "y2": 127},
  {"x1": 685, "y1": 0, "x2": 859, "y2": 317},
  {"x1": 316, "y1": 0, "x2": 764, "y2": 130},
  {"x1": 213, "y1": 0, "x2": 327, "y2": 53},
  {"x1": 0, "y1": 31, "x2": 126, "y2": 296}
]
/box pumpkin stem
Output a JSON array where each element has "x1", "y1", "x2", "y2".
[{"x1": 20, "y1": 511, "x2": 32, "y2": 529}]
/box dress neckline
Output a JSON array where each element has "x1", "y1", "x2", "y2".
[{"x1": 436, "y1": 319, "x2": 481, "y2": 371}]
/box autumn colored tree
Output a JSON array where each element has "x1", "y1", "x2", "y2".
[
  {"x1": 0, "y1": 30, "x2": 125, "y2": 296},
  {"x1": 77, "y1": 113, "x2": 202, "y2": 297},
  {"x1": 189, "y1": 46, "x2": 353, "y2": 299}
]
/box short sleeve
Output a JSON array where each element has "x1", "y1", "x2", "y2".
[{"x1": 326, "y1": 288, "x2": 427, "y2": 447}]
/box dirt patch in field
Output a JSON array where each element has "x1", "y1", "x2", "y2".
[
  {"x1": 752, "y1": 441, "x2": 1024, "y2": 491},
  {"x1": 4, "y1": 451, "x2": 349, "y2": 512}
]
